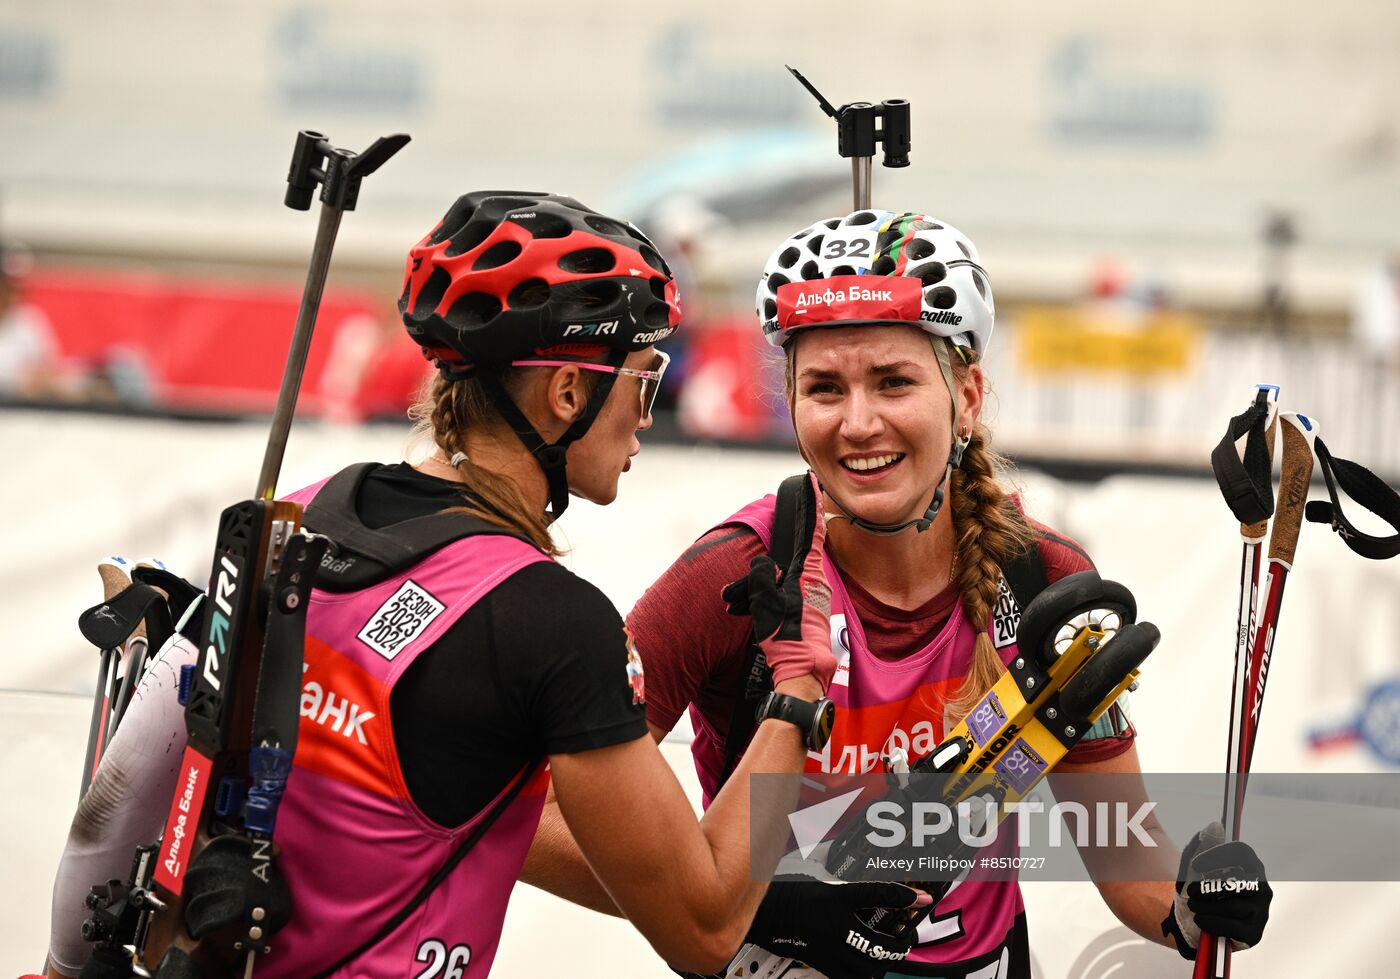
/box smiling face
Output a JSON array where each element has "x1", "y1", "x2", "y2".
[
  {"x1": 789, "y1": 326, "x2": 983, "y2": 528},
  {"x1": 563, "y1": 347, "x2": 658, "y2": 505}
]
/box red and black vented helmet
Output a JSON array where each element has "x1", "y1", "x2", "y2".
[{"x1": 400, "y1": 191, "x2": 682, "y2": 375}]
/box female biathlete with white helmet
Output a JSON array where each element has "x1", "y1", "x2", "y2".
[
  {"x1": 524, "y1": 210, "x2": 1274, "y2": 977},
  {"x1": 43, "y1": 193, "x2": 841, "y2": 979}
]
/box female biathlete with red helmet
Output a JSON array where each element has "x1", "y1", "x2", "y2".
[
  {"x1": 524, "y1": 210, "x2": 1274, "y2": 977},
  {"x1": 43, "y1": 193, "x2": 844, "y2": 979}
]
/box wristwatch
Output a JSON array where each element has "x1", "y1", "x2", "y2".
[{"x1": 756, "y1": 692, "x2": 836, "y2": 751}]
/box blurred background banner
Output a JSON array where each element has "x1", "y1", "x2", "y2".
[
  {"x1": 4, "y1": 0, "x2": 1399, "y2": 467},
  {"x1": 3, "y1": 1, "x2": 1399, "y2": 976}
]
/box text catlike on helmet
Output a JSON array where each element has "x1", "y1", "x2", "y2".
[
  {"x1": 401, "y1": 191, "x2": 682, "y2": 375},
  {"x1": 755, "y1": 209, "x2": 993, "y2": 358}
]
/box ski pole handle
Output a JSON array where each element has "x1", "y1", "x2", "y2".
[{"x1": 1268, "y1": 414, "x2": 1318, "y2": 566}]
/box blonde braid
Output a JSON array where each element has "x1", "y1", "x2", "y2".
[
  {"x1": 945, "y1": 423, "x2": 1037, "y2": 720},
  {"x1": 410, "y1": 373, "x2": 562, "y2": 556}
]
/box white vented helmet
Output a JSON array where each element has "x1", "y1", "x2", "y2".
[{"x1": 755, "y1": 209, "x2": 994, "y2": 356}]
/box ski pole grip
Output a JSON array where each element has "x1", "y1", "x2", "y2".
[
  {"x1": 1269, "y1": 419, "x2": 1315, "y2": 565},
  {"x1": 98, "y1": 562, "x2": 132, "y2": 602}
]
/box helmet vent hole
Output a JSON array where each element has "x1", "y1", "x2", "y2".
[
  {"x1": 806, "y1": 234, "x2": 825, "y2": 255},
  {"x1": 823, "y1": 218, "x2": 841, "y2": 230},
  {"x1": 643, "y1": 302, "x2": 670, "y2": 328},
  {"x1": 846, "y1": 211, "x2": 876, "y2": 225},
  {"x1": 649, "y1": 278, "x2": 669, "y2": 301},
  {"x1": 767, "y1": 272, "x2": 790, "y2": 293},
  {"x1": 792, "y1": 229, "x2": 811, "y2": 240},
  {"x1": 585, "y1": 215, "x2": 631, "y2": 237},
  {"x1": 529, "y1": 213, "x2": 572, "y2": 239},
  {"x1": 971, "y1": 270, "x2": 989, "y2": 300},
  {"x1": 926, "y1": 286, "x2": 957, "y2": 309},
  {"x1": 560, "y1": 279, "x2": 623, "y2": 311},
  {"x1": 912, "y1": 262, "x2": 947, "y2": 285},
  {"x1": 507, "y1": 278, "x2": 551, "y2": 309},
  {"x1": 904, "y1": 238, "x2": 935, "y2": 261},
  {"x1": 414, "y1": 267, "x2": 453, "y2": 314},
  {"x1": 778, "y1": 247, "x2": 801, "y2": 269},
  {"x1": 870, "y1": 255, "x2": 897, "y2": 276},
  {"x1": 764, "y1": 298, "x2": 778, "y2": 321},
  {"x1": 638, "y1": 243, "x2": 671, "y2": 276},
  {"x1": 799, "y1": 260, "x2": 820, "y2": 280},
  {"x1": 431, "y1": 198, "x2": 478, "y2": 245},
  {"x1": 473, "y1": 240, "x2": 523, "y2": 270},
  {"x1": 558, "y1": 248, "x2": 616, "y2": 274},
  {"x1": 956, "y1": 240, "x2": 973, "y2": 259},
  {"x1": 912, "y1": 220, "x2": 943, "y2": 232},
  {"x1": 447, "y1": 291, "x2": 503, "y2": 327},
  {"x1": 831, "y1": 265, "x2": 855, "y2": 277},
  {"x1": 444, "y1": 222, "x2": 494, "y2": 257}
]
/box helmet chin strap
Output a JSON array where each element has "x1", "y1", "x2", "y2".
[
  {"x1": 476, "y1": 348, "x2": 626, "y2": 522},
  {"x1": 819, "y1": 339, "x2": 969, "y2": 537}
]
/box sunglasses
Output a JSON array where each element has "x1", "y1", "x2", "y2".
[{"x1": 510, "y1": 350, "x2": 671, "y2": 418}]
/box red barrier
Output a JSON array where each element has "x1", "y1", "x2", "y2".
[{"x1": 22, "y1": 269, "x2": 430, "y2": 418}]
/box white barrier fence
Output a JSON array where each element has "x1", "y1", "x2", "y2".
[{"x1": 992, "y1": 323, "x2": 1400, "y2": 483}]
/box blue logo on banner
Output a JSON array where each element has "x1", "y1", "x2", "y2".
[
  {"x1": 1047, "y1": 36, "x2": 1214, "y2": 146},
  {"x1": 652, "y1": 23, "x2": 801, "y2": 128},
  {"x1": 274, "y1": 8, "x2": 422, "y2": 113},
  {"x1": 0, "y1": 30, "x2": 54, "y2": 99}
]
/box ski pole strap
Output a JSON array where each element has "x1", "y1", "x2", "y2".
[
  {"x1": 1304, "y1": 437, "x2": 1400, "y2": 560},
  {"x1": 717, "y1": 473, "x2": 809, "y2": 792},
  {"x1": 307, "y1": 758, "x2": 543, "y2": 979},
  {"x1": 475, "y1": 349, "x2": 625, "y2": 521},
  {"x1": 1211, "y1": 390, "x2": 1276, "y2": 526}
]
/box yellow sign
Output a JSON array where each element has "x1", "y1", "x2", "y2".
[{"x1": 1017, "y1": 306, "x2": 1201, "y2": 375}]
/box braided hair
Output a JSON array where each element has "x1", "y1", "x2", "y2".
[
  {"x1": 946, "y1": 417, "x2": 1037, "y2": 719},
  {"x1": 408, "y1": 368, "x2": 600, "y2": 557}
]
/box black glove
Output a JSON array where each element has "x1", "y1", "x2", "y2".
[
  {"x1": 1161, "y1": 821, "x2": 1272, "y2": 959},
  {"x1": 181, "y1": 834, "x2": 292, "y2": 942},
  {"x1": 746, "y1": 874, "x2": 926, "y2": 978}
]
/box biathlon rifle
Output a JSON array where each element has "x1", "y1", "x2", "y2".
[{"x1": 78, "y1": 130, "x2": 408, "y2": 979}]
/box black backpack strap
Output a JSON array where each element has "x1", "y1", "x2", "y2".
[
  {"x1": 715, "y1": 474, "x2": 810, "y2": 792},
  {"x1": 1000, "y1": 538, "x2": 1050, "y2": 614},
  {"x1": 302, "y1": 463, "x2": 536, "y2": 590},
  {"x1": 986, "y1": 533, "x2": 1052, "y2": 650}
]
